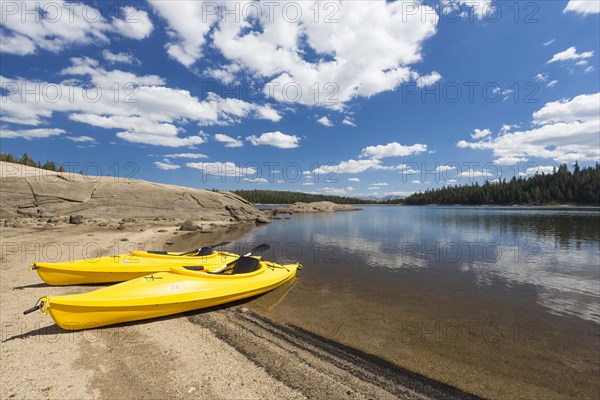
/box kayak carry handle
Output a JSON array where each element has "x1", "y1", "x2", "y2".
[
  {"x1": 23, "y1": 298, "x2": 44, "y2": 315},
  {"x1": 23, "y1": 305, "x2": 40, "y2": 315}
]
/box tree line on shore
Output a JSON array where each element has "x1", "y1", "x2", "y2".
[
  {"x1": 0, "y1": 152, "x2": 68, "y2": 173},
  {"x1": 392, "y1": 163, "x2": 599, "y2": 206},
  {"x1": 3, "y1": 152, "x2": 597, "y2": 205},
  {"x1": 236, "y1": 163, "x2": 599, "y2": 206}
]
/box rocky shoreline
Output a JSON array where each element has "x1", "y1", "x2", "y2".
[
  {"x1": 272, "y1": 201, "x2": 362, "y2": 214},
  {"x1": 1, "y1": 161, "x2": 271, "y2": 229}
]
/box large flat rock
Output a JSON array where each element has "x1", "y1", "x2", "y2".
[{"x1": 0, "y1": 162, "x2": 268, "y2": 223}]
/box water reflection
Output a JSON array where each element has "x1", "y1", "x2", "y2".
[{"x1": 244, "y1": 206, "x2": 600, "y2": 323}]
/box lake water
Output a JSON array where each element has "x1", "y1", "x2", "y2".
[
  {"x1": 174, "y1": 206, "x2": 600, "y2": 399},
  {"x1": 230, "y1": 205, "x2": 600, "y2": 399}
]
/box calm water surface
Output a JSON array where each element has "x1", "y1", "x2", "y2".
[
  {"x1": 233, "y1": 206, "x2": 600, "y2": 399},
  {"x1": 252, "y1": 206, "x2": 599, "y2": 322}
]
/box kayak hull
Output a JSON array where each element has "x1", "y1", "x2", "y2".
[
  {"x1": 42, "y1": 262, "x2": 299, "y2": 330},
  {"x1": 48, "y1": 300, "x2": 210, "y2": 331},
  {"x1": 36, "y1": 268, "x2": 156, "y2": 286},
  {"x1": 32, "y1": 251, "x2": 240, "y2": 286}
]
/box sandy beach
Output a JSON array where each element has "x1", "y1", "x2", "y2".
[{"x1": 0, "y1": 220, "x2": 476, "y2": 400}]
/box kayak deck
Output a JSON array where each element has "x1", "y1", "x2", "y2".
[
  {"x1": 39, "y1": 261, "x2": 300, "y2": 330},
  {"x1": 32, "y1": 251, "x2": 242, "y2": 285}
]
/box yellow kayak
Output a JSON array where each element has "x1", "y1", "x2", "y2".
[
  {"x1": 26, "y1": 257, "x2": 301, "y2": 330},
  {"x1": 31, "y1": 247, "x2": 241, "y2": 286}
]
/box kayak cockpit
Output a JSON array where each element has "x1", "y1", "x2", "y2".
[
  {"x1": 170, "y1": 257, "x2": 264, "y2": 278},
  {"x1": 213, "y1": 256, "x2": 261, "y2": 275},
  {"x1": 146, "y1": 246, "x2": 213, "y2": 256}
]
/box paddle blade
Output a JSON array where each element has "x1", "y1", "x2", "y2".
[
  {"x1": 251, "y1": 243, "x2": 270, "y2": 254},
  {"x1": 210, "y1": 241, "x2": 230, "y2": 248}
]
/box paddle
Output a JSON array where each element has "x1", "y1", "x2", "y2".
[
  {"x1": 176, "y1": 241, "x2": 230, "y2": 256},
  {"x1": 211, "y1": 243, "x2": 270, "y2": 274}
]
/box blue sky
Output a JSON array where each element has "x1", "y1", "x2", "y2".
[{"x1": 1, "y1": 0, "x2": 599, "y2": 198}]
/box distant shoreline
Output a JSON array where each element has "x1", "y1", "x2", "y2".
[{"x1": 255, "y1": 203, "x2": 600, "y2": 208}]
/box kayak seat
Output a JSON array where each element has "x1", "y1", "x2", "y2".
[
  {"x1": 232, "y1": 257, "x2": 261, "y2": 274},
  {"x1": 196, "y1": 247, "x2": 213, "y2": 256},
  {"x1": 147, "y1": 251, "x2": 168, "y2": 255},
  {"x1": 183, "y1": 266, "x2": 205, "y2": 271}
]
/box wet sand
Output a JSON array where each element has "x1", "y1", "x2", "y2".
[{"x1": 0, "y1": 222, "x2": 476, "y2": 399}]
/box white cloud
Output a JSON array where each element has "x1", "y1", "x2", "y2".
[
  {"x1": 0, "y1": 2, "x2": 151, "y2": 55},
  {"x1": 0, "y1": 58, "x2": 281, "y2": 147},
  {"x1": 117, "y1": 131, "x2": 205, "y2": 147},
  {"x1": 66, "y1": 135, "x2": 96, "y2": 143},
  {"x1": 102, "y1": 50, "x2": 140, "y2": 65},
  {"x1": 68, "y1": 113, "x2": 207, "y2": 148},
  {"x1": 154, "y1": 159, "x2": 181, "y2": 170},
  {"x1": 492, "y1": 86, "x2": 514, "y2": 99},
  {"x1": 494, "y1": 157, "x2": 527, "y2": 165},
  {"x1": 302, "y1": 182, "x2": 314, "y2": 186},
  {"x1": 0, "y1": 128, "x2": 65, "y2": 140},
  {"x1": 547, "y1": 46, "x2": 594, "y2": 64},
  {"x1": 244, "y1": 177, "x2": 268, "y2": 184},
  {"x1": 361, "y1": 142, "x2": 428, "y2": 159},
  {"x1": 156, "y1": 1, "x2": 438, "y2": 108},
  {"x1": 534, "y1": 73, "x2": 549, "y2": 82},
  {"x1": 186, "y1": 161, "x2": 256, "y2": 177},
  {"x1": 435, "y1": 165, "x2": 456, "y2": 172},
  {"x1": 500, "y1": 124, "x2": 519, "y2": 135},
  {"x1": 532, "y1": 93, "x2": 599, "y2": 125},
  {"x1": 59, "y1": 56, "x2": 164, "y2": 86},
  {"x1": 247, "y1": 131, "x2": 300, "y2": 149},
  {"x1": 519, "y1": 166, "x2": 556, "y2": 176},
  {"x1": 416, "y1": 71, "x2": 442, "y2": 88},
  {"x1": 0, "y1": 32, "x2": 36, "y2": 55},
  {"x1": 440, "y1": 0, "x2": 495, "y2": 20},
  {"x1": 317, "y1": 116, "x2": 333, "y2": 127},
  {"x1": 457, "y1": 92, "x2": 600, "y2": 163},
  {"x1": 321, "y1": 186, "x2": 356, "y2": 196},
  {"x1": 371, "y1": 182, "x2": 389, "y2": 186},
  {"x1": 459, "y1": 170, "x2": 493, "y2": 178},
  {"x1": 471, "y1": 128, "x2": 492, "y2": 139},
  {"x1": 163, "y1": 153, "x2": 208, "y2": 159},
  {"x1": 564, "y1": 0, "x2": 600, "y2": 15},
  {"x1": 585, "y1": 66, "x2": 595, "y2": 73},
  {"x1": 397, "y1": 163, "x2": 420, "y2": 174},
  {"x1": 70, "y1": 114, "x2": 175, "y2": 134},
  {"x1": 214, "y1": 134, "x2": 243, "y2": 148},
  {"x1": 312, "y1": 159, "x2": 383, "y2": 175},
  {"x1": 149, "y1": 1, "x2": 218, "y2": 67},
  {"x1": 368, "y1": 186, "x2": 381, "y2": 190},
  {"x1": 348, "y1": 178, "x2": 361, "y2": 182},
  {"x1": 342, "y1": 117, "x2": 357, "y2": 127},
  {"x1": 543, "y1": 39, "x2": 556, "y2": 47},
  {"x1": 547, "y1": 80, "x2": 558, "y2": 88},
  {"x1": 395, "y1": 163, "x2": 421, "y2": 175},
  {"x1": 205, "y1": 64, "x2": 241, "y2": 84},
  {"x1": 112, "y1": 6, "x2": 154, "y2": 40}
]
